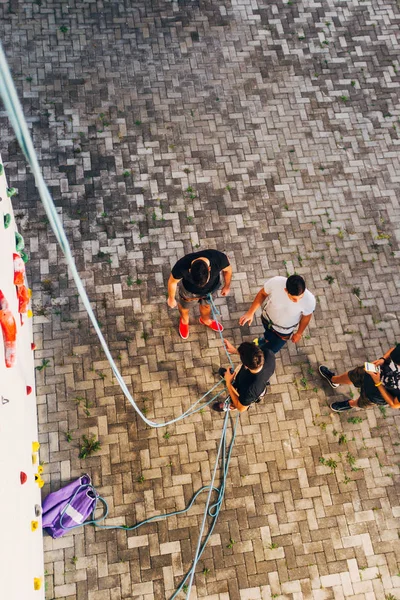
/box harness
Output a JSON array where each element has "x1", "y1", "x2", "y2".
[{"x1": 261, "y1": 310, "x2": 299, "y2": 339}]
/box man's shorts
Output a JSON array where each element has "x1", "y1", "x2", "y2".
[
  {"x1": 177, "y1": 281, "x2": 220, "y2": 309},
  {"x1": 348, "y1": 366, "x2": 386, "y2": 408}
]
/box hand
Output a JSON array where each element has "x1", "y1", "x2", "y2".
[
  {"x1": 291, "y1": 331, "x2": 302, "y2": 344},
  {"x1": 167, "y1": 297, "x2": 177, "y2": 309},
  {"x1": 239, "y1": 312, "x2": 254, "y2": 327},
  {"x1": 224, "y1": 369, "x2": 234, "y2": 384},
  {"x1": 372, "y1": 358, "x2": 385, "y2": 367},
  {"x1": 365, "y1": 367, "x2": 381, "y2": 384},
  {"x1": 224, "y1": 339, "x2": 236, "y2": 354},
  {"x1": 220, "y1": 285, "x2": 230, "y2": 297}
]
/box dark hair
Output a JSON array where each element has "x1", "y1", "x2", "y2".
[
  {"x1": 238, "y1": 342, "x2": 264, "y2": 370},
  {"x1": 190, "y1": 260, "x2": 209, "y2": 287},
  {"x1": 390, "y1": 344, "x2": 400, "y2": 365},
  {"x1": 286, "y1": 274, "x2": 306, "y2": 297}
]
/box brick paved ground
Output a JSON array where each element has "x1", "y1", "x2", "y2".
[{"x1": 1, "y1": 0, "x2": 400, "y2": 598}]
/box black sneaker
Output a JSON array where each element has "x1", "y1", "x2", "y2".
[
  {"x1": 330, "y1": 400, "x2": 352, "y2": 412},
  {"x1": 319, "y1": 365, "x2": 339, "y2": 388},
  {"x1": 212, "y1": 401, "x2": 236, "y2": 412}
]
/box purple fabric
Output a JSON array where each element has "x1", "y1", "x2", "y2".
[{"x1": 42, "y1": 475, "x2": 98, "y2": 538}]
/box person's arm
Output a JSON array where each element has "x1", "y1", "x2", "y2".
[
  {"x1": 292, "y1": 314, "x2": 313, "y2": 344},
  {"x1": 223, "y1": 338, "x2": 239, "y2": 355},
  {"x1": 220, "y1": 265, "x2": 233, "y2": 297},
  {"x1": 366, "y1": 369, "x2": 400, "y2": 409},
  {"x1": 239, "y1": 288, "x2": 268, "y2": 327},
  {"x1": 167, "y1": 274, "x2": 181, "y2": 308},
  {"x1": 224, "y1": 370, "x2": 249, "y2": 412},
  {"x1": 372, "y1": 346, "x2": 395, "y2": 367}
]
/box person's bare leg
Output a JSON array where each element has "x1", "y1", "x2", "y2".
[
  {"x1": 199, "y1": 303, "x2": 212, "y2": 325},
  {"x1": 332, "y1": 371, "x2": 352, "y2": 385},
  {"x1": 178, "y1": 303, "x2": 190, "y2": 324}
]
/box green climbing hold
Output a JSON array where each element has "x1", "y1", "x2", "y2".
[
  {"x1": 20, "y1": 250, "x2": 29, "y2": 263},
  {"x1": 4, "y1": 214, "x2": 11, "y2": 229},
  {"x1": 0, "y1": 164, "x2": 3, "y2": 176},
  {"x1": 7, "y1": 187, "x2": 17, "y2": 198},
  {"x1": 15, "y1": 231, "x2": 25, "y2": 251}
]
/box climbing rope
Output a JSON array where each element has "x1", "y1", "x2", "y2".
[
  {"x1": 58, "y1": 409, "x2": 238, "y2": 599},
  {"x1": 0, "y1": 41, "x2": 239, "y2": 599},
  {"x1": 0, "y1": 42, "x2": 234, "y2": 426}
]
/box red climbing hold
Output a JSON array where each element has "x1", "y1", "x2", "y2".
[
  {"x1": 26, "y1": 386, "x2": 32, "y2": 395},
  {"x1": 31, "y1": 342, "x2": 36, "y2": 350},
  {"x1": 20, "y1": 471, "x2": 27, "y2": 485}
]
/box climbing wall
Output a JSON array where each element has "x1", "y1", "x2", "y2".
[{"x1": 0, "y1": 154, "x2": 45, "y2": 599}]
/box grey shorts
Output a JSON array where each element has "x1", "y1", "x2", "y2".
[{"x1": 177, "y1": 281, "x2": 220, "y2": 309}]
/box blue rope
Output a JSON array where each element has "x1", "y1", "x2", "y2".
[
  {"x1": 0, "y1": 41, "x2": 240, "y2": 599},
  {"x1": 57, "y1": 409, "x2": 239, "y2": 599},
  {"x1": 0, "y1": 41, "x2": 234, "y2": 428}
]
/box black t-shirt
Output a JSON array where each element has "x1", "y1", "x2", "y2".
[
  {"x1": 234, "y1": 348, "x2": 276, "y2": 407},
  {"x1": 171, "y1": 249, "x2": 230, "y2": 295}
]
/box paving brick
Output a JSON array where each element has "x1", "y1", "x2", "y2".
[{"x1": 2, "y1": 0, "x2": 400, "y2": 598}]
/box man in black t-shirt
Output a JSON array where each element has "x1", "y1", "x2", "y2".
[
  {"x1": 212, "y1": 339, "x2": 276, "y2": 413},
  {"x1": 167, "y1": 249, "x2": 232, "y2": 340}
]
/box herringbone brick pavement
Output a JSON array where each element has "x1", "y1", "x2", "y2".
[{"x1": 1, "y1": 0, "x2": 400, "y2": 598}]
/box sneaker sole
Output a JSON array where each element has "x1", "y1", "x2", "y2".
[
  {"x1": 330, "y1": 403, "x2": 351, "y2": 413},
  {"x1": 319, "y1": 365, "x2": 339, "y2": 388}
]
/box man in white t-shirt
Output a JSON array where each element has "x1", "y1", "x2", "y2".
[{"x1": 239, "y1": 275, "x2": 316, "y2": 353}]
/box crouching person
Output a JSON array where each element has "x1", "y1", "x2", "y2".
[{"x1": 212, "y1": 339, "x2": 275, "y2": 413}]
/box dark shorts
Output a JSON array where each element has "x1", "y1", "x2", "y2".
[
  {"x1": 177, "y1": 281, "x2": 220, "y2": 309},
  {"x1": 348, "y1": 366, "x2": 386, "y2": 408}
]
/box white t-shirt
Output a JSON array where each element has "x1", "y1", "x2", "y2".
[{"x1": 261, "y1": 276, "x2": 316, "y2": 334}]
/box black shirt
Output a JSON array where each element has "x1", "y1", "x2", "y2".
[
  {"x1": 171, "y1": 249, "x2": 230, "y2": 295},
  {"x1": 234, "y1": 348, "x2": 276, "y2": 407}
]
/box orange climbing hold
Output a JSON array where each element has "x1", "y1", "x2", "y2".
[
  {"x1": 17, "y1": 285, "x2": 30, "y2": 313},
  {"x1": 0, "y1": 290, "x2": 17, "y2": 368}
]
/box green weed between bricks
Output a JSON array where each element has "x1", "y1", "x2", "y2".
[{"x1": 79, "y1": 434, "x2": 101, "y2": 459}]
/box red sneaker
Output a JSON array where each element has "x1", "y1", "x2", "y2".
[
  {"x1": 179, "y1": 319, "x2": 189, "y2": 340},
  {"x1": 199, "y1": 318, "x2": 224, "y2": 332}
]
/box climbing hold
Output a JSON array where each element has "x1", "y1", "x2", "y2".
[
  {"x1": 27, "y1": 309, "x2": 33, "y2": 318},
  {"x1": 31, "y1": 342, "x2": 36, "y2": 350},
  {"x1": 17, "y1": 285, "x2": 30, "y2": 313},
  {"x1": 0, "y1": 290, "x2": 17, "y2": 368},
  {"x1": 31, "y1": 520, "x2": 39, "y2": 532},
  {"x1": 27, "y1": 385, "x2": 33, "y2": 395},
  {"x1": 37, "y1": 465, "x2": 44, "y2": 474},
  {"x1": 34, "y1": 504, "x2": 42, "y2": 517},
  {"x1": 13, "y1": 253, "x2": 25, "y2": 285},
  {"x1": 20, "y1": 250, "x2": 29, "y2": 263},
  {"x1": 15, "y1": 231, "x2": 24, "y2": 251},
  {"x1": 0, "y1": 163, "x2": 3, "y2": 175},
  {"x1": 7, "y1": 187, "x2": 17, "y2": 198},
  {"x1": 4, "y1": 213, "x2": 11, "y2": 228},
  {"x1": 32, "y1": 454, "x2": 38, "y2": 465},
  {"x1": 35, "y1": 474, "x2": 44, "y2": 488},
  {"x1": 33, "y1": 577, "x2": 42, "y2": 591},
  {"x1": 20, "y1": 471, "x2": 27, "y2": 485},
  {"x1": 32, "y1": 442, "x2": 40, "y2": 452}
]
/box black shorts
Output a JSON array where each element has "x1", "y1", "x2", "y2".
[{"x1": 348, "y1": 366, "x2": 386, "y2": 408}]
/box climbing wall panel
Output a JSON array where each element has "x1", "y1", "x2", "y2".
[{"x1": 0, "y1": 154, "x2": 45, "y2": 599}]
